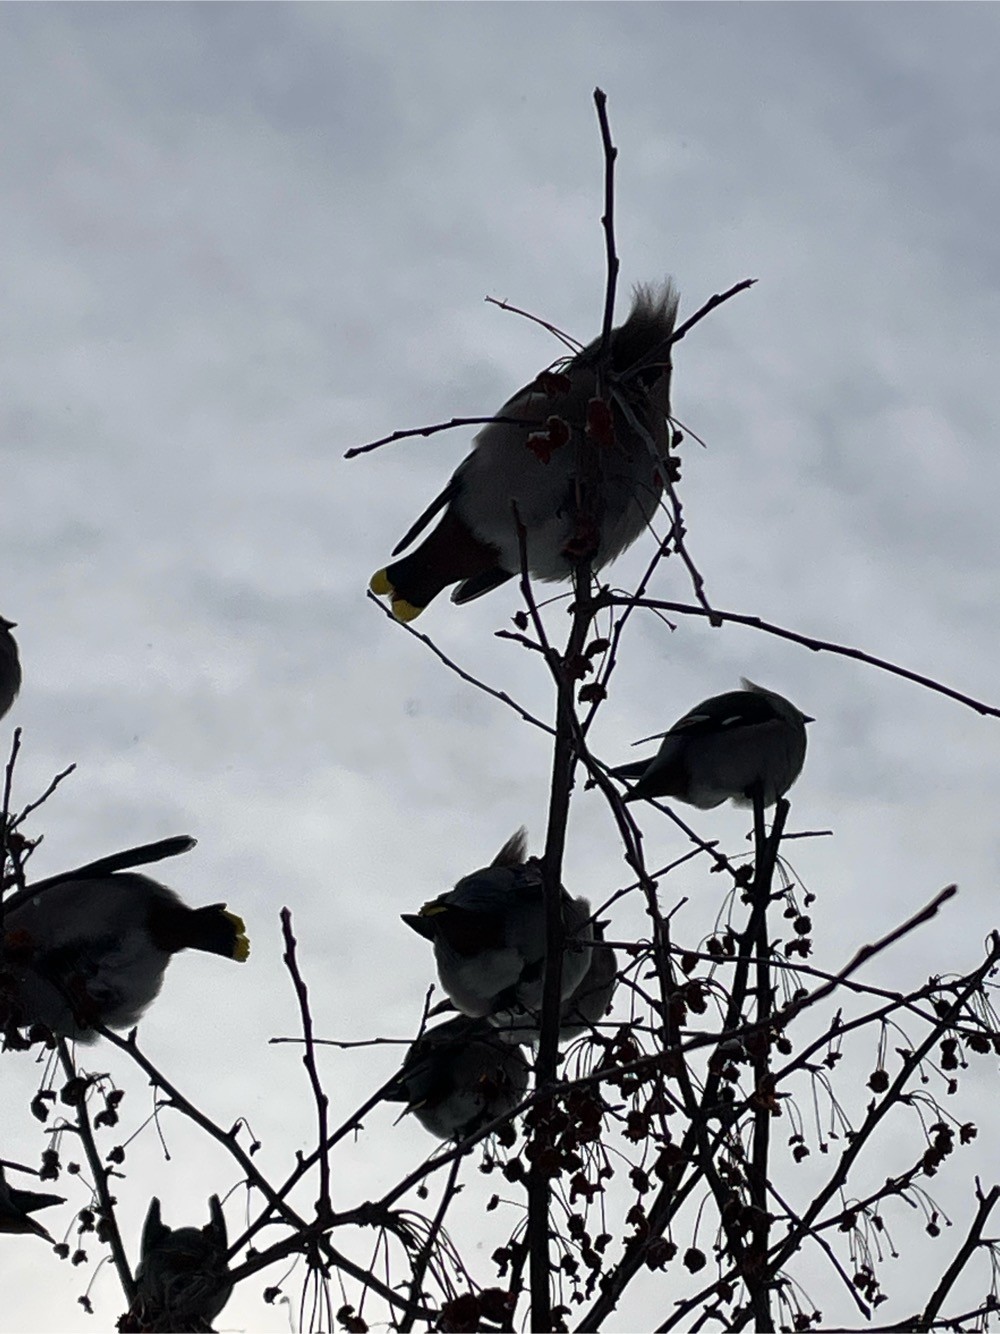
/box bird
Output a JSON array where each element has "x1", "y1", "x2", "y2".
[
  {"x1": 489, "y1": 919, "x2": 618, "y2": 1045},
  {"x1": 0, "y1": 1164, "x2": 63, "y2": 1240},
  {"x1": 370, "y1": 283, "x2": 679, "y2": 620},
  {"x1": 0, "y1": 618, "x2": 21, "y2": 721},
  {"x1": 401, "y1": 828, "x2": 593, "y2": 1019},
  {"x1": 127, "y1": 1195, "x2": 232, "y2": 1333},
  {"x1": 613, "y1": 679, "x2": 812, "y2": 809},
  {"x1": 0, "y1": 836, "x2": 249, "y2": 1042},
  {"x1": 384, "y1": 1015, "x2": 530, "y2": 1141}
]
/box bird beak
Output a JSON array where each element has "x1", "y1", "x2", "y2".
[
  {"x1": 401, "y1": 913, "x2": 438, "y2": 941},
  {"x1": 803, "y1": 715, "x2": 815, "y2": 724}
]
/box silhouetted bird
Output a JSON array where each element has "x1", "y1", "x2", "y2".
[
  {"x1": 126, "y1": 1195, "x2": 232, "y2": 1333},
  {"x1": 402, "y1": 828, "x2": 593, "y2": 1018},
  {"x1": 1, "y1": 836, "x2": 248, "y2": 1042},
  {"x1": 385, "y1": 1015, "x2": 530, "y2": 1140},
  {"x1": 614, "y1": 680, "x2": 811, "y2": 809},
  {"x1": 371, "y1": 283, "x2": 679, "y2": 619},
  {"x1": 0, "y1": 618, "x2": 21, "y2": 720},
  {"x1": 490, "y1": 919, "x2": 618, "y2": 1044}
]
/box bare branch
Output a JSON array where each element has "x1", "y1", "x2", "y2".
[{"x1": 604, "y1": 595, "x2": 1000, "y2": 719}]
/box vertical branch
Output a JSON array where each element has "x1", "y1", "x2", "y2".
[
  {"x1": 280, "y1": 909, "x2": 331, "y2": 1222},
  {"x1": 916, "y1": 1182, "x2": 1000, "y2": 1330},
  {"x1": 593, "y1": 88, "x2": 619, "y2": 355},
  {"x1": 1, "y1": 728, "x2": 23, "y2": 915},
  {"x1": 398, "y1": 1154, "x2": 463, "y2": 1334},
  {"x1": 521, "y1": 534, "x2": 596, "y2": 1331},
  {"x1": 56, "y1": 1040, "x2": 136, "y2": 1305},
  {"x1": 746, "y1": 790, "x2": 774, "y2": 1331},
  {"x1": 715, "y1": 799, "x2": 789, "y2": 1063}
]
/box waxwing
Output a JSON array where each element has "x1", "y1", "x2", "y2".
[
  {"x1": 0, "y1": 836, "x2": 249, "y2": 1042},
  {"x1": 0, "y1": 1164, "x2": 63, "y2": 1240},
  {"x1": 0, "y1": 618, "x2": 21, "y2": 721},
  {"x1": 127, "y1": 1195, "x2": 232, "y2": 1332},
  {"x1": 614, "y1": 680, "x2": 812, "y2": 809},
  {"x1": 385, "y1": 1015, "x2": 531, "y2": 1141},
  {"x1": 490, "y1": 919, "x2": 618, "y2": 1045},
  {"x1": 401, "y1": 829, "x2": 593, "y2": 1019},
  {"x1": 370, "y1": 283, "x2": 679, "y2": 620}
]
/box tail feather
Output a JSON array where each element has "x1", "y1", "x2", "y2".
[
  {"x1": 452, "y1": 568, "x2": 515, "y2": 606},
  {"x1": 182, "y1": 905, "x2": 250, "y2": 961},
  {"x1": 373, "y1": 509, "x2": 504, "y2": 620}
]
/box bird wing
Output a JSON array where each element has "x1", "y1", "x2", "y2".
[
  {"x1": 2, "y1": 836, "x2": 196, "y2": 915},
  {"x1": 666, "y1": 690, "x2": 780, "y2": 739},
  {"x1": 390, "y1": 477, "x2": 461, "y2": 557}
]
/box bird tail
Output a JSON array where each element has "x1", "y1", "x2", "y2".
[
  {"x1": 185, "y1": 906, "x2": 250, "y2": 961},
  {"x1": 371, "y1": 509, "x2": 504, "y2": 621}
]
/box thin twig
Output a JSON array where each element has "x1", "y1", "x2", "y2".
[
  {"x1": 280, "y1": 909, "x2": 332, "y2": 1221},
  {"x1": 397, "y1": 1155, "x2": 463, "y2": 1333},
  {"x1": 735, "y1": 935, "x2": 1000, "y2": 1329},
  {"x1": 344, "y1": 414, "x2": 539, "y2": 460},
  {"x1": 668, "y1": 279, "x2": 757, "y2": 350},
  {"x1": 485, "y1": 296, "x2": 582, "y2": 354},
  {"x1": 625, "y1": 279, "x2": 756, "y2": 384},
  {"x1": 602, "y1": 595, "x2": 1000, "y2": 720},
  {"x1": 593, "y1": 87, "x2": 620, "y2": 354},
  {"x1": 917, "y1": 1182, "x2": 1000, "y2": 1330},
  {"x1": 9, "y1": 762, "x2": 77, "y2": 832},
  {"x1": 614, "y1": 395, "x2": 720, "y2": 622},
  {"x1": 56, "y1": 1041, "x2": 136, "y2": 1305},
  {"x1": 367, "y1": 591, "x2": 554, "y2": 736}
]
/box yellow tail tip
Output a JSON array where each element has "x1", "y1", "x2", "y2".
[
  {"x1": 369, "y1": 570, "x2": 423, "y2": 621},
  {"x1": 391, "y1": 598, "x2": 424, "y2": 623},
  {"x1": 224, "y1": 911, "x2": 251, "y2": 962}
]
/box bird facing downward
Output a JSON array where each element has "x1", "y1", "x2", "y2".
[
  {"x1": 401, "y1": 828, "x2": 593, "y2": 1019},
  {"x1": 370, "y1": 283, "x2": 679, "y2": 620},
  {"x1": 613, "y1": 680, "x2": 812, "y2": 809},
  {"x1": 127, "y1": 1195, "x2": 232, "y2": 1333},
  {"x1": 0, "y1": 836, "x2": 249, "y2": 1042},
  {"x1": 0, "y1": 618, "x2": 21, "y2": 721}
]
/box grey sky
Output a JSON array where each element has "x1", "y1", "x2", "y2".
[{"x1": 3, "y1": 4, "x2": 999, "y2": 1330}]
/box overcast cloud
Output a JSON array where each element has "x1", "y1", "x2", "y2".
[{"x1": 2, "y1": 5, "x2": 1000, "y2": 1331}]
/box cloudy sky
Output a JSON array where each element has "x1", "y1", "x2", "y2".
[{"x1": 3, "y1": 4, "x2": 1000, "y2": 1331}]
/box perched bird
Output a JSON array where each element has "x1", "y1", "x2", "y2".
[
  {"x1": 402, "y1": 829, "x2": 593, "y2": 1018},
  {"x1": 614, "y1": 679, "x2": 812, "y2": 809},
  {"x1": 127, "y1": 1195, "x2": 232, "y2": 1333},
  {"x1": 0, "y1": 1164, "x2": 63, "y2": 1240},
  {"x1": 370, "y1": 283, "x2": 679, "y2": 620},
  {"x1": 385, "y1": 1015, "x2": 530, "y2": 1141},
  {"x1": 0, "y1": 836, "x2": 249, "y2": 1042},
  {"x1": 490, "y1": 920, "x2": 618, "y2": 1045},
  {"x1": 0, "y1": 618, "x2": 21, "y2": 720}
]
